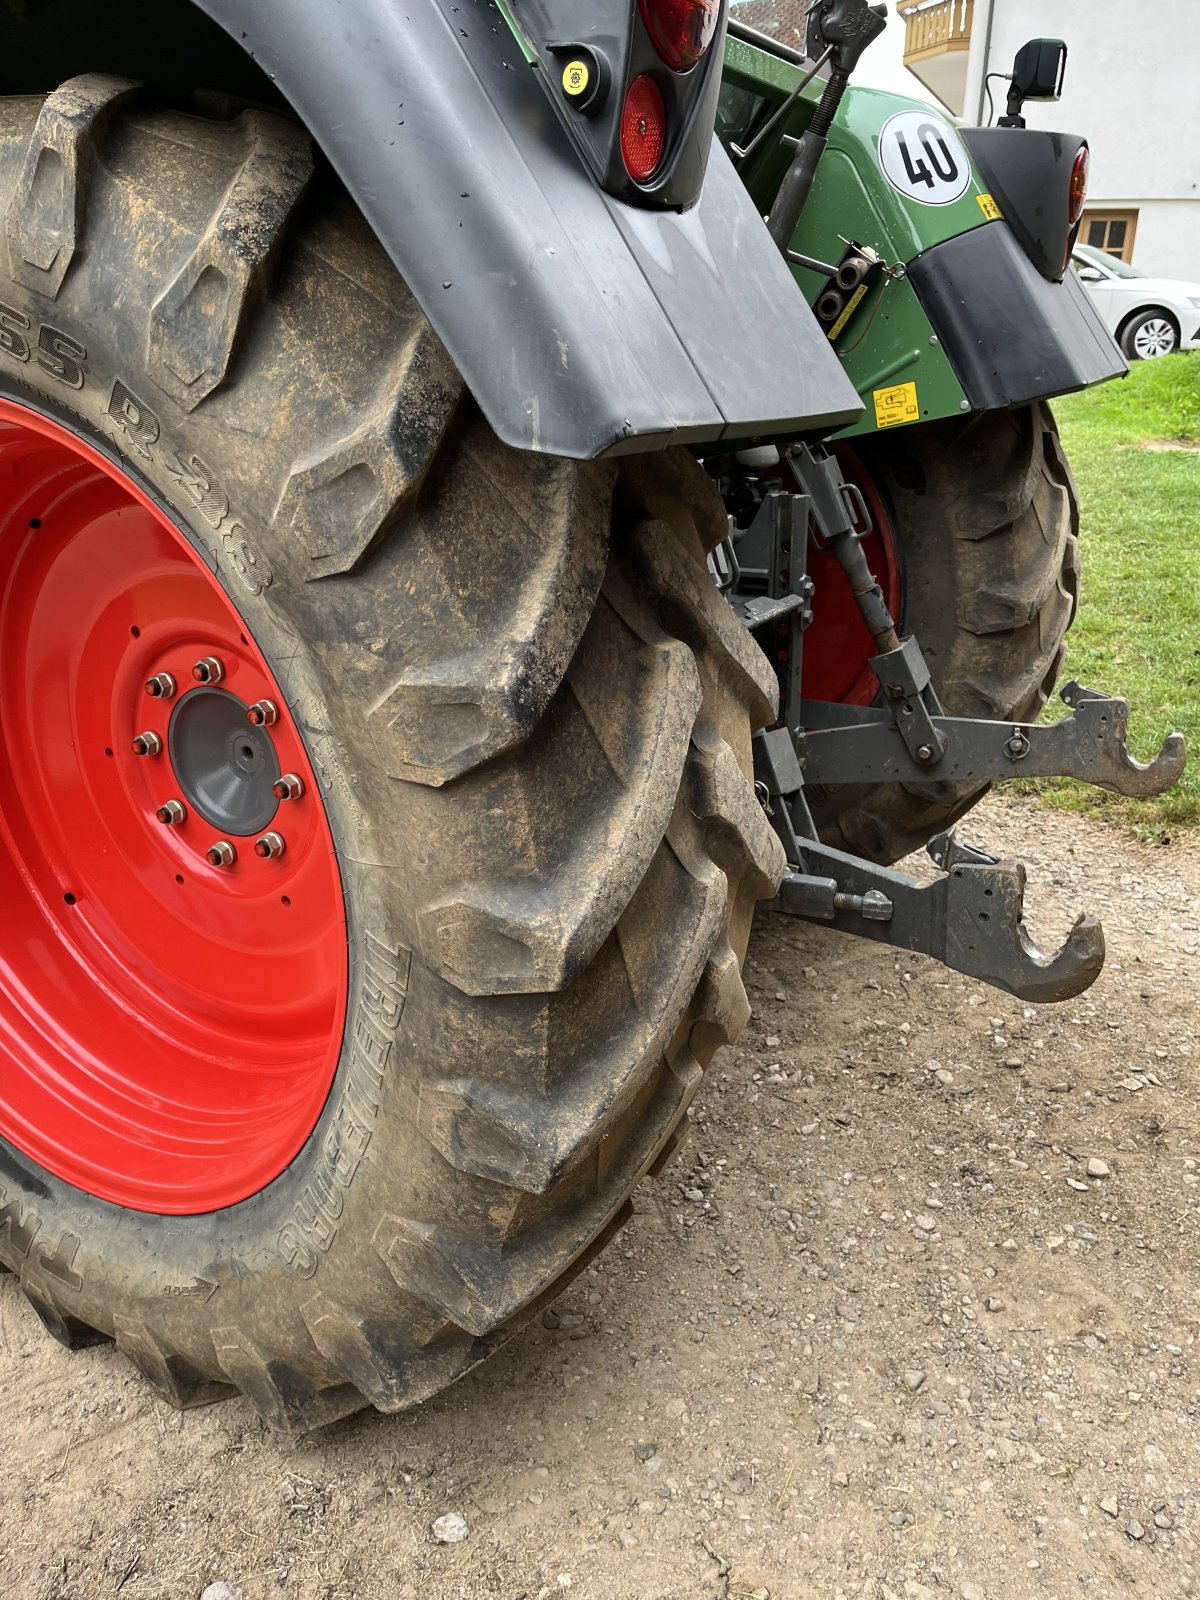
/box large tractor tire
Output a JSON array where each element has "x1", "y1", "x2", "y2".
[
  {"x1": 808, "y1": 403, "x2": 1079, "y2": 864},
  {"x1": 0, "y1": 82, "x2": 784, "y2": 1429}
]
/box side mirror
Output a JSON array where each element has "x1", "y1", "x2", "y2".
[
  {"x1": 999, "y1": 38, "x2": 1068, "y2": 127},
  {"x1": 1012, "y1": 38, "x2": 1068, "y2": 101},
  {"x1": 1076, "y1": 265, "x2": 1105, "y2": 283}
]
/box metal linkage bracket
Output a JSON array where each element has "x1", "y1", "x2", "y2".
[
  {"x1": 865, "y1": 635, "x2": 947, "y2": 767},
  {"x1": 798, "y1": 680, "x2": 1186, "y2": 799},
  {"x1": 767, "y1": 830, "x2": 1106, "y2": 1003},
  {"x1": 753, "y1": 726, "x2": 816, "y2": 863}
]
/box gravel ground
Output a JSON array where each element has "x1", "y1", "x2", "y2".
[{"x1": 3, "y1": 794, "x2": 1198, "y2": 1600}]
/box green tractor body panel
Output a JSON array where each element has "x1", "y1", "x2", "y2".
[{"x1": 719, "y1": 30, "x2": 1121, "y2": 439}]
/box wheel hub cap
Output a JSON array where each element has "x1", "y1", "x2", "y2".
[
  {"x1": 0, "y1": 399, "x2": 347, "y2": 1213},
  {"x1": 169, "y1": 688, "x2": 282, "y2": 836},
  {"x1": 1135, "y1": 319, "x2": 1175, "y2": 358}
]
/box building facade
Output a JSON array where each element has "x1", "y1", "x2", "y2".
[{"x1": 899, "y1": 0, "x2": 1200, "y2": 278}]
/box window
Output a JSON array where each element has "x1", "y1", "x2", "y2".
[
  {"x1": 731, "y1": 1, "x2": 813, "y2": 47},
  {"x1": 1082, "y1": 209, "x2": 1139, "y2": 264}
]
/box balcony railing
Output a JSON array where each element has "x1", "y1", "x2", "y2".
[
  {"x1": 897, "y1": 0, "x2": 974, "y2": 63},
  {"x1": 896, "y1": 0, "x2": 973, "y2": 113}
]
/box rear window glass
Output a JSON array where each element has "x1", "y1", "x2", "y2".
[{"x1": 730, "y1": 0, "x2": 812, "y2": 49}]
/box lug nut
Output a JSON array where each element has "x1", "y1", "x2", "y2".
[
  {"x1": 205, "y1": 840, "x2": 237, "y2": 868},
  {"x1": 132, "y1": 731, "x2": 163, "y2": 757},
  {"x1": 144, "y1": 672, "x2": 176, "y2": 699},
  {"x1": 247, "y1": 699, "x2": 278, "y2": 727},
  {"x1": 272, "y1": 773, "x2": 305, "y2": 801},
  {"x1": 253, "y1": 831, "x2": 286, "y2": 859},
  {"x1": 192, "y1": 656, "x2": 225, "y2": 684},
  {"x1": 155, "y1": 799, "x2": 187, "y2": 825}
]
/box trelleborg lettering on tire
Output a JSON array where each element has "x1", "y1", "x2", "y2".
[{"x1": 279, "y1": 933, "x2": 411, "y2": 1280}]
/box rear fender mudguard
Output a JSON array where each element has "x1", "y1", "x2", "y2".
[
  {"x1": 960, "y1": 127, "x2": 1085, "y2": 284},
  {"x1": 180, "y1": 0, "x2": 861, "y2": 458}
]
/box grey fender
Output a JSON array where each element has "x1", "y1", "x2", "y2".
[{"x1": 180, "y1": 0, "x2": 861, "y2": 457}]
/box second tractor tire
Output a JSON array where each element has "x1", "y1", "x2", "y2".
[{"x1": 810, "y1": 402, "x2": 1080, "y2": 865}]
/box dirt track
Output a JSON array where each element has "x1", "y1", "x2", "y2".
[{"x1": 3, "y1": 793, "x2": 1198, "y2": 1600}]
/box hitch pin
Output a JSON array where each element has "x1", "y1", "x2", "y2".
[
  {"x1": 780, "y1": 872, "x2": 894, "y2": 924},
  {"x1": 834, "y1": 888, "x2": 893, "y2": 923}
]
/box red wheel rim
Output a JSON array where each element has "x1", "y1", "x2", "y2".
[
  {"x1": 0, "y1": 400, "x2": 347, "y2": 1214},
  {"x1": 796, "y1": 444, "x2": 901, "y2": 708}
]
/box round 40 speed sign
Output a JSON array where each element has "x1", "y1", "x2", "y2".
[{"x1": 878, "y1": 109, "x2": 972, "y2": 206}]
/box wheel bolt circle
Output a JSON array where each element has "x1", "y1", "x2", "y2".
[
  {"x1": 191, "y1": 656, "x2": 225, "y2": 684},
  {"x1": 272, "y1": 773, "x2": 304, "y2": 801},
  {"x1": 247, "y1": 699, "x2": 278, "y2": 727},
  {"x1": 205, "y1": 840, "x2": 237, "y2": 868},
  {"x1": 253, "y1": 831, "x2": 286, "y2": 859},
  {"x1": 132, "y1": 731, "x2": 163, "y2": 757},
  {"x1": 155, "y1": 799, "x2": 186, "y2": 825},
  {"x1": 145, "y1": 672, "x2": 176, "y2": 699}
]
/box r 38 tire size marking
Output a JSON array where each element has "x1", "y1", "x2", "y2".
[{"x1": 878, "y1": 110, "x2": 971, "y2": 207}]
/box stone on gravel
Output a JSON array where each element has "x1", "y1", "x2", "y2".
[
  {"x1": 1099, "y1": 1496, "x2": 1119, "y2": 1517},
  {"x1": 1067, "y1": 1178, "x2": 1089, "y2": 1192},
  {"x1": 986, "y1": 1297, "x2": 1005, "y2": 1313},
  {"x1": 960, "y1": 1586, "x2": 986, "y2": 1600},
  {"x1": 201, "y1": 1586, "x2": 242, "y2": 1600},
  {"x1": 1087, "y1": 1158, "x2": 1111, "y2": 1178},
  {"x1": 1126, "y1": 1518, "x2": 1146, "y2": 1540},
  {"x1": 902, "y1": 1368, "x2": 926, "y2": 1392},
  {"x1": 633, "y1": 1442, "x2": 657, "y2": 1460},
  {"x1": 431, "y1": 1513, "x2": 469, "y2": 1544}
]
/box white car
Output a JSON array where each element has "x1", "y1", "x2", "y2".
[{"x1": 1071, "y1": 242, "x2": 1200, "y2": 360}]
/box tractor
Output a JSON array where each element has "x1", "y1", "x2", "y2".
[{"x1": 0, "y1": 0, "x2": 1182, "y2": 1430}]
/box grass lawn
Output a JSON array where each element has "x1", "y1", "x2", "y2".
[{"x1": 1033, "y1": 351, "x2": 1200, "y2": 838}]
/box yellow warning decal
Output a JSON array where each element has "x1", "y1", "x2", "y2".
[
  {"x1": 976, "y1": 191, "x2": 1002, "y2": 221},
  {"x1": 827, "y1": 283, "x2": 869, "y2": 342},
  {"x1": 562, "y1": 60, "x2": 590, "y2": 96},
  {"x1": 873, "y1": 381, "x2": 920, "y2": 430}
]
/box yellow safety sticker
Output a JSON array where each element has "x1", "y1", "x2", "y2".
[
  {"x1": 827, "y1": 282, "x2": 869, "y2": 342},
  {"x1": 873, "y1": 381, "x2": 920, "y2": 430},
  {"x1": 562, "y1": 60, "x2": 590, "y2": 97},
  {"x1": 976, "y1": 191, "x2": 1002, "y2": 221}
]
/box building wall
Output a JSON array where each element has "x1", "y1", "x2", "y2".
[{"x1": 958, "y1": 0, "x2": 1200, "y2": 278}]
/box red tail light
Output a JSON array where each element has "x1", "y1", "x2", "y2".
[
  {"x1": 621, "y1": 74, "x2": 666, "y2": 181},
  {"x1": 638, "y1": 0, "x2": 721, "y2": 72},
  {"x1": 1068, "y1": 145, "x2": 1089, "y2": 226}
]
